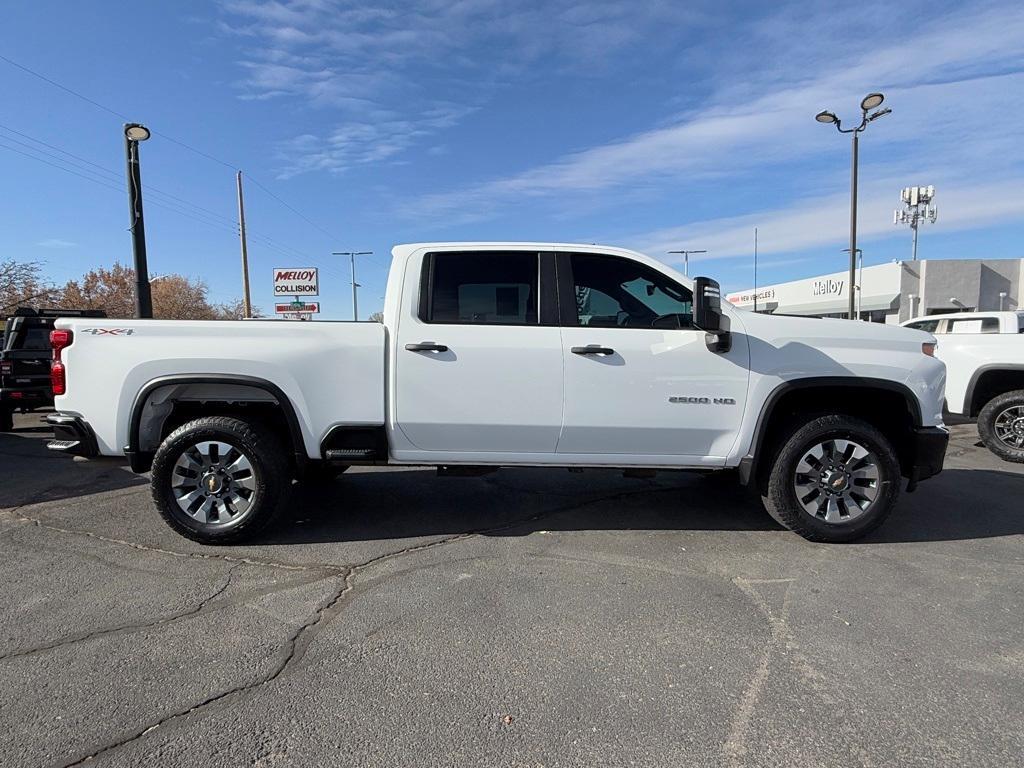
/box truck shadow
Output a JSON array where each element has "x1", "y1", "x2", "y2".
[
  {"x1": 263, "y1": 467, "x2": 1024, "y2": 547},
  {"x1": 0, "y1": 424, "x2": 147, "y2": 508}
]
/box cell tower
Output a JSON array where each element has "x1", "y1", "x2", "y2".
[{"x1": 894, "y1": 185, "x2": 937, "y2": 261}]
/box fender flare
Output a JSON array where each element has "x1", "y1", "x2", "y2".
[
  {"x1": 962, "y1": 364, "x2": 1024, "y2": 416},
  {"x1": 737, "y1": 376, "x2": 923, "y2": 486},
  {"x1": 126, "y1": 374, "x2": 306, "y2": 470}
]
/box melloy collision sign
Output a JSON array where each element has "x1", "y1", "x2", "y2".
[{"x1": 273, "y1": 267, "x2": 319, "y2": 297}]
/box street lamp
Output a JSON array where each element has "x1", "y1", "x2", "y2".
[
  {"x1": 815, "y1": 93, "x2": 891, "y2": 319},
  {"x1": 667, "y1": 249, "x2": 707, "y2": 277},
  {"x1": 124, "y1": 122, "x2": 152, "y2": 319}
]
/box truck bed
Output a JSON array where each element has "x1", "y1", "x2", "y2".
[{"x1": 54, "y1": 318, "x2": 385, "y2": 457}]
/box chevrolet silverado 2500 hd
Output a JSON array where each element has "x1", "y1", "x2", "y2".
[
  {"x1": 903, "y1": 311, "x2": 1024, "y2": 461},
  {"x1": 47, "y1": 243, "x2": 948, "y2": 543}
]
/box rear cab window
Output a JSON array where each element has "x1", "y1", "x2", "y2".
[{"x1": 948, "y1": 317, "x2": 1000, "y2": 334}]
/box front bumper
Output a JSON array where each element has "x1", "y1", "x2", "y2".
[
  {"x1": 905, "y1": 425, "x2": 949, "y2": 487},
  {"x1": 45, "y1": 413, "x2": 99, "y2": 458}
]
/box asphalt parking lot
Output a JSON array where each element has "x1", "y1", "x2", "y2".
[{"x1": 1, "y1": 412, "x2": 1022, "y2": 768}]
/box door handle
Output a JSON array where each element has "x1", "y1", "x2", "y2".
[
  {"x1": 405, "y1": 342, "x2": 449, "y2": 353},
  {"x1": 571, "y1": 345, "x2": 615, "y2": 356}
]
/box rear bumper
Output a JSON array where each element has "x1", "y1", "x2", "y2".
[
  {"x1": 45, "y1": 413, "x2": 99, "y2": 458},
  {"x1": 0, "y1": 387, "x2": 52, "y2": 407},
  {"x1": 906, "y1": 426, "x2": 949, "y2": 485}
]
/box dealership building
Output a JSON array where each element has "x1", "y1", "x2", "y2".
[{"x1": 725, "y1": 258, "x2": 1024, "y2": 324}]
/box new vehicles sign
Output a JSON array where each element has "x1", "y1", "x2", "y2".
[{"x1": 273, "y1": 268, "x2": 319, "y2": 297}]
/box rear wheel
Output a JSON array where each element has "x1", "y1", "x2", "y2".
[
  {"x1": 977, "y1": 390, "x2": 1024, "y2": 463},
  {"x1": 762, "y1": 415, "x2": 900, "y2": 542},
  {"x1": 150, "y1": 416, "x2": 289, "y2": 544}
]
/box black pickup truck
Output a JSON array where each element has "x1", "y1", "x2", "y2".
[{"x1": 0, "y1": 307, "x2": 106, "y2": 431}]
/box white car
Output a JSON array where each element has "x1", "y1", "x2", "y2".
[
  {"x1": 902, "y1": 311, "x2": 1024, "y2": 461},
  {"x1": 47, "y1": 242, "x2": 948, "y2": 544}
]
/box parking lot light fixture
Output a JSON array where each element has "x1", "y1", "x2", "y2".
[
  {"x1": 860, "y1": 93, "x2": 885, "y2": 111},
  {"x1": 815, "y1": 93, "x2": 891, "y2": 320}
]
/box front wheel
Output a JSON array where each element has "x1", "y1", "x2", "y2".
[
  {"x1": 150, "y1": 416, "x2": 289, "y2": 544},
  {"x1": 977, "y1": 390, "x2": 1024, "y2": 463},
  {"x1": 762, "y1": 415, "x2": 901, "y2": 543}
]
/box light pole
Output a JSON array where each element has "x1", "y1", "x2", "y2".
[
  {"x1": 667, "y1": 249, "x2": 706, "y2": 277},
  {"x1": 815, "y1": 93, "x2": 891, "y2": 320},
  {"x1": 124, "y1": 123, "x2": 153, "y2": 319},
  {"x1": 841, "y1": 248, "x2": 863, "y2": 319},
  {"x1": 332, "y1": 251, "x2": 372, "y2": 320}
]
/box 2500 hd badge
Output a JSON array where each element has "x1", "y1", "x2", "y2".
[{"x1": 669, "y1": 396, "x2": 737, "y2": 404}]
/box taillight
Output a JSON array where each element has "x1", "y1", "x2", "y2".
[
  {"x1": 50, "y1": 329, "x2": 72, "y2": 396},
  {"x1": 922, "y1": 342, "x2": 937, "y2": 357}
]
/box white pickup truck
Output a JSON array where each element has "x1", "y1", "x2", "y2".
[
  {"x1": 903, "y1": 311, "x2": 1024, "y2": 461},
  {"x1": 47, "y1": 243, "x2": 948, "y2": 544}
]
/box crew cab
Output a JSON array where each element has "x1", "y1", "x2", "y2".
[
  {"x1": 47, "y1": 243, "x2": 948, "y2": 544},
  {"x1": 903, "y1": 311, "x2": 1024, "y2": 461}
]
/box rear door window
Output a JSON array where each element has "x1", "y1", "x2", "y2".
[{"x1": 422, "y1": 251, "x2": 539, "y2": 325}]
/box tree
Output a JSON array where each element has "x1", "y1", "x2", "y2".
[
  {"x1": 0, "y1": 260, "x2": 58, "y2": 314},
  {"x1": 55, "y1": 263, "x2": 259, "y2": 320}
]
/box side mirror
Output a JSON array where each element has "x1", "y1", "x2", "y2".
[
  {"x1": 694, "y1": 276, "x2": 731, "y2": 353},
  {"x1": 693, "y1": 277, "x2": 723, "y2": 332}
]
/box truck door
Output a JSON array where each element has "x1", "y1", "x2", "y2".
[
  {"x1": 393, "y1": 250, "x2": 563, "y2": 454},
  {"x1": 556, "y1": 252, "x2": 749, "y2": 461}
]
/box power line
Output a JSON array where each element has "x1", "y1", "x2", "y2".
[
  {"x1": 0, "y1": 54, "x2": 390, "y2": 292},
  {"x1": 0, "y1": 53, "x2": 352, "y2": 253}
]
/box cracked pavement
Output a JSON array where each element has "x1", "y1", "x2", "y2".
[{"x1": 1, "y1": 412, "x2": 1023, "y2": 767}]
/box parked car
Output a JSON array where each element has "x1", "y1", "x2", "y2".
[
  {"x1": 1, "y1": 307, "x2": 106, "y2": 431},
  {"x1": 902, "y1": 311, "x2": 1024, "y2": 461},
  {"x1": 46, "y1": 243, "x2": 947, "y2": 544}
]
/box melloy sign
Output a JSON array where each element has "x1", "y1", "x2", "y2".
[{"x1": 273, "y1": 267, "x2": 319, "y2": 297}]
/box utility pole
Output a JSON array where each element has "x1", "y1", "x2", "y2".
[
  {"x1": 332, "y1": 251, "x2": 372, "y2": 320},
  {"x1": 123, "y1": 123, "x2": 153, "y2": 318},
  {"x1": 667, "y1": 249, "x2": 706, "y2": 277},
  {"x1": 236, "y1": 171, "x2": 252, "y2": 318}
]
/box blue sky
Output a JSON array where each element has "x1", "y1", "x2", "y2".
[{"x1": 2, "y1": 0, "x2": 1023, "y2": 318}]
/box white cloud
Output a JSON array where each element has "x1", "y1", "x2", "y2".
[
  {"x1": 628, "y1": 176, "x2": 1024, "y2": 266},
  {"x1": 36, "y1": 238, "x2": 77, "y2": 249},
  {"x1": 397, "y1": 3, "x2": 1024, "y2": 222},
  {"x1": 220, "y1": 0, "x2": 702, "y2": 175}
]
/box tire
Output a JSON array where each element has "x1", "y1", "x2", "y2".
[
  {"x1": 150, "y1": 416, "x2": 290, "y2": 544},
  {"x1": 0, "y1": 407, "x2": 12, "y2": 433},
  {"x1": 977, "y1": 389, "x2": 1024, "y2": 463},
  {"x1": 761, "y1": 415, "x2": 901, "y2": 543}
]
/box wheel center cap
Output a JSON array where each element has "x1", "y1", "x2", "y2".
[
  {"x1": 1013, "y1": 418, "x2": 1024, "y2": 436},
  {"x1": 824, "y1": 470, "x2": 849, "y2": 492},
  {"x1": 203, "y1": 473, "x2": 224, "y2": 494}
]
